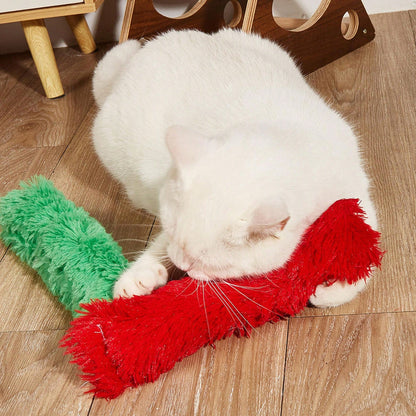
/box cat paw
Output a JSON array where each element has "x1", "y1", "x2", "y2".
[
  {"x1": 309, "y1": 279, "x2": 367, "y2": 308},
  {"x1": 113, "y1": 261, "x2": 168, "y2": 298}
]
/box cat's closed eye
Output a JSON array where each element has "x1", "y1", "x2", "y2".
[{"x1": 223, "y1": 225, "x2": 249, "y2": 247}]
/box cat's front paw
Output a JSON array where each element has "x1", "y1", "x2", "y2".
[
  {"x1": 309, "y1": 279, "x2": 368, "y2": 308},
  {"x1": 113, "y1": 261, "x2": 168, "y2": 298}
]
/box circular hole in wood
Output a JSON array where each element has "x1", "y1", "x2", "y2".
[
  {"x1": 272, "y1": 0, "x2": 330, "y2": 32},
  {"x1": 153, "y1": 0, "x2": 200, "y2": 18},
  {"x1": 224, "y1": 0, "x2": 243, "y2": 28},
  {"x1": 341, "y1": 10, "x2": 359, "y2": 40}
]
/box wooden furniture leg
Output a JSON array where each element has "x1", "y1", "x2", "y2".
[
  {"x1": 21, "y1": 19, "x2": 64, "y2": 99},
  {"x1": 66, "y1": 14, "x2": 97, "y2": 54}
]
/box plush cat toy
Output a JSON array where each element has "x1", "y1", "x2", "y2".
[{"x1": 0, "y1": 176, "x2": 383, "y2": 399}]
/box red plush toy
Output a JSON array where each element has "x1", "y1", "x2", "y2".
[{"x1": 62, "y1": 199, "x2": 382, "y2": 399}]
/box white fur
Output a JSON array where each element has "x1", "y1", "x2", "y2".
[{"x1": 92, "y1": 29, "x2": 378, "y2": 307}]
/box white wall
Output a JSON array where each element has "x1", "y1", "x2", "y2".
[
  {"x1": 0, "y1": 0, "x2": 415, "y2": 55},
  {"x1": 0, "y1": 1, "x2": 80, "y2": 14},
  {"x1": 0, "y1": 0, "x2": 128, "y2": 54},
  {"x1": 274, "y1": 0, "x2": 416, "y2": 18}
]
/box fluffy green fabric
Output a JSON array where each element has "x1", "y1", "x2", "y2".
[{"x1": 0, "y1": 176, "x2": 128, "y2": 316}]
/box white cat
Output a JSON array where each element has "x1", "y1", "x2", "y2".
[{"x1": 92, "y1": 29, "x2": 377, "y2": 307}]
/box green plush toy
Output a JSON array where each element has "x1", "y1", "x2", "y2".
[{"x1": 0, "y1": 176, "x2": 127, "y2": 316}]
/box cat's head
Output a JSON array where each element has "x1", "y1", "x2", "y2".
[{"x1": 159, "y1": 125, "x2": 293, "y2": 280}]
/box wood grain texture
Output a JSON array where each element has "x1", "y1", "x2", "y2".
[
  {"x1": 122, "y1": 0, "x2": 248, "y2": 42},
  {"x1": 0, "y1": 45, "x2": 107, "y2": 150},
  {"x1": 250, "y1": 0, "x2": 375, "y2": 74},
  {"x1": 0, "y1": 0, "x2": 104, "y2": 24},
  {"x1": 301, "y1": 12, "x2": 416, "y2": 317},
  {"x1": 0, "y1": 147, "x2": 64, "y2": 194},
  {"x1": 89, "y1": 322, "x2": 288, "y2": 416},
  {"x1": 0, "y1": 110, "x2": 152, "y2": 332},
  {"x1": 282, "y1": 313, "x2": 416, "y2": 415},
  {"x1": 0, "y1": 146, "x2": 65, "y2": 263},
  {"x1": 123, "y1": 0, "x2": 374, "y2": 74},
  {"x1": 46, "y1": 109, "x2": 151, "y2": 229},
  {"x1": 0, "y1": 253, "x2": 73, "y2": 332},
  {"x1": 0, "y1": 10, "x2": 415, "y2": 416},
  {"x1": 0, "y1": 330, "x2": 93, "y2": 416},
  {"x1": 0, "y1": 46, "x2": 110, "y2": 260},
  {"x1": 0, "y1": 51, "x2": 33, "y2": 102}
]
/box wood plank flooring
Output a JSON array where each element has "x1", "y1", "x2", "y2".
[{"x1": 0, "y1": 12, "x2": 415, "y2": 416}]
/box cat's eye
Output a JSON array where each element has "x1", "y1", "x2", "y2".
[{"x1": 223, "y1": 231, "x2": 247, "y2": 247}]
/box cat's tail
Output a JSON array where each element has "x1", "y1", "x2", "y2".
[{"x1": 93, "y1": 39, "x2": 142, "y2": 108}]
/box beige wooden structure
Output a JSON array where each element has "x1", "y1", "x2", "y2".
[{"x1": 0, "y1": 0, "x2": 103, "y2": 98}]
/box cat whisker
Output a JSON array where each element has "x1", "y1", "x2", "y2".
[
  {"x1": 160, "y1": 255, "x2": 173, "y2": 262},
  {"x1": 207, "y1": 281, "x2": 246, "y2": 332},
  {"x1": 222, "y1": 281, "x2": 270, "y2": 291},
  {"x1": 185, "y1": 252, "x2": 206, "y2": 272},
  {"x1": 213, "y1": 281, "x2": 256, "y2": 333},
  {"x1": 176, "y1": 277, "x2": 196, "y2": 296},
  {"x1": 158, "y1": 255, "x2": 173, "y2": 265},
  {"x1": 262, "y1": 274, "x2": 279, "y2": 288},
  {"x1": 117, "y1": 238, "x2": 151, "y2": 244},
  {"x1": 201, "y1": 282, "x2": 212, "y2": 341},
  {"x1": 189, "y1": 279, "x2": 202, "y2": 296},
  {"x1": 123, "y1": 250, "x2": 145, "y2": 257},
  {"x1": 222, "y1": 281, "x2": 278, "y2": 316},
  {"x1": 210, "y1": 280, "x2": 261, "y2": 336},
  {"x1": 215, "y1": 281, "x2": 266, "y2": 340}
]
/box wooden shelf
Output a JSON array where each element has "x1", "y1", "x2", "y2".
[
  {"x1": 0, "y1": 0, "x2": 103, "y2": 24},
  {"x1": 0, "y1": 0, "x2": 101, "y2": 98}
]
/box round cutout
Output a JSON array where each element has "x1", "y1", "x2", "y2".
[
  {"x1": 224, "y1": 0, "x2": 243, "y2": 28},
  {"x1": 341, "y1": 10, "x2": 359, "y2": 40},
  {"x1": 272, "y1": 0, "x2": 330, "y2": 31},
  {"x1": 153, "y1": 0, "x2": 200, "y2": 18}
]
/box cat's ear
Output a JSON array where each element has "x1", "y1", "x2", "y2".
[
  {"x1": 165, "y1": 125, "x2": 209, "y2": 168},
  {"x1": 248, "y1": 200, "x2": 290, "y2": 239}
]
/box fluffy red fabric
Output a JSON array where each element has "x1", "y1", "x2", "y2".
[{"x1": 61, "y1": 199, "x2": 383, "y2": 399}]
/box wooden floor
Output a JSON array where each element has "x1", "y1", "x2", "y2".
[{"x1": 1, "y1": 11, "x2": 415, "y2": 416}]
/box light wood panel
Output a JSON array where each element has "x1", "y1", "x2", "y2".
[
  {"x1": 0, "y1": 330, "x2": 93, "y2": 416},
  {"x1": 0, "y1": 110, "x2": 152, "y2": 331},
  {"x1": 34, "y1": 91, "x2": 157, "y2": 260},
  {"x1": 107, "y1": 223, "x2": 155, "y2": 262},
  {"x1": 0, "y1": 45, "x2": 106, "y2": 150},
  {"x1": 122, "y1": 0, "x2": 374, "y2": 74},
  {"x1": 282, "y1": 313, "x2": 416, "y2": 415},
  {"x1": 0, "y1": 146, "x2": 65, "y2": 264},
  {"x1": 0, "y1": 0, "x2": 104, "y2": 24},
  {"x1": 120, "y1": 0, "x2": 247, "y2": 43},
  {"x1": 46, "y1": 109, "x2": 151, "y2": 228},
  {"x1": 0, "y1": 51, "x2": 33, "y2": 102},
  {"x1": 0, "y1": 46, "x2": 109, "y2": 259},
  {"x1": 301, "y1": 11, "x2": 416, "y2": 317},
  {"x1": 0, "y1": 10, "x2": 415, "y2": 416},
  {"x1": 89, "y1": 322, "x2": 288, "y2": 415},
  {"x1": 0, "y1": 253, "x2": 72, "y2": 331}
]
